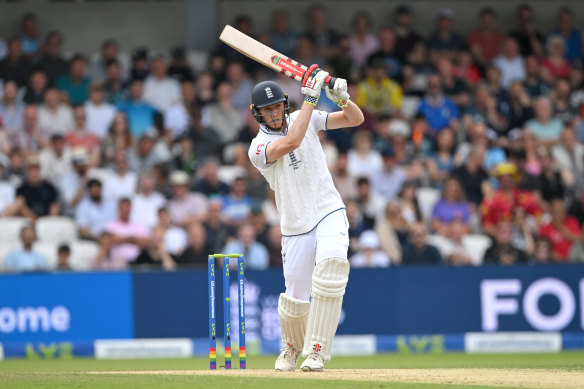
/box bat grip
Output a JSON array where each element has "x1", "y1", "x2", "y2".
[{"x1": 324, "y1": 76, "x2": 337, "y2": 89}]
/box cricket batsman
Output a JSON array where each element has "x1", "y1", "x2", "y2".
[{"x1": 247, "y1": 65, "x2": 364, "y2": 371}]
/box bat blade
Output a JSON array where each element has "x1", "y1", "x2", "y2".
[
  {"x1": 219, "y1": 25, "x2": 307, "y2": 81},
  {"x1": 219, "y1": 25, "x2": 336, "y2": 87}
]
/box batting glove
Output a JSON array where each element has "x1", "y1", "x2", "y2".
[
  {"x1": 325, "y1": 78, "x2": 350, "y2": 109},
  {"x1": 301, "y1": 64, "x2": 329, "y2": 105}
]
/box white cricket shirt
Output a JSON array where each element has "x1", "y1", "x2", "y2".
[{"x1": 248, "y1": 110, "x2": 345, "y2": 236}]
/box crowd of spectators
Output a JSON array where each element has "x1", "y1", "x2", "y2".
[{"x1": 1, "y1": 5, "x2": 583, "y2": 272}]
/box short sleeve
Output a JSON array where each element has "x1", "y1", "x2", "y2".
[
  {"x1": 248, "y1": 139, "x2": 275, "y2": 171},
  {"x1": 310, "y1": 110, "x2": 329, "y2": 132}
]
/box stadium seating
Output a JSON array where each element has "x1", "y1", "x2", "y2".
[
  {"x1": 0, "y1": 217, "x2": 29, "y2": 244},
  {"x1": 68, "y1": 240, "x2": 100, "y2": 271},
  {"x1": 36, "y1": 216, "x2": 78, "y2": 243},
  {"x1": 33, "y1": 241, "x2": 58, "y2": 268},
  {"x1": 416, "y1": 188, "x2": 441, "y2": 228},
  {"x1": 463, "y1": 234, "x2": 492, "y2": 265}
]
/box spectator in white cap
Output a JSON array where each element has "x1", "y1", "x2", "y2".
[
  {"x1": 389, "y1": 118, "x2": 411, "y2": 138},
  {"x1": 350, "y1": 230, "x2": 391, "y2": 268},
  {"x1": 167, "y1": 170, "x2": 208, "y2": 228}
]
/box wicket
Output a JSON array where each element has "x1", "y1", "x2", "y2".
[{"x1": 208, "y1": 254, "x2": 246, "y2": 370}]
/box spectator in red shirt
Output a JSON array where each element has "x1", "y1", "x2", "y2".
[
  {"x1": 541, "y1": 36, "x2": 571, "y2": 82},
  {"x1": 539, "y1": 198, "x2": 581, "y2": 261},
  {"x1": 467, "y1": 8, "x2": 505, "y2": 67},
  {"x1": 454, "y1": 50, "x2": 482, "y2": 88},
  {"x1": 480, "y1": 162, "x2": 542, "y2": 236}
]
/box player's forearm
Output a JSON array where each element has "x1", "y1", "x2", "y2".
[
  {"x1": 286, "y1": 103, "x2": 315, "y2": 148},
  {"x1": 340, "y1": 101, "x2": 364, "y2": 127}
]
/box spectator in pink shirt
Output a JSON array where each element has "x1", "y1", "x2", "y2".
[
  {"x1": 349, "y1": 11, "x2": 379, "y2": 68},
  {"x1": 104, "y1": 197, "x2": 149, "y2": 266}
]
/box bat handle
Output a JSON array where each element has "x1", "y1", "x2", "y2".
[{"x1": 324, "y1": 76, "x2": 337, "y2": 89}]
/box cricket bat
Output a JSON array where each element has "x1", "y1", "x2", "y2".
[{"x1": 219, "y1": 25, "x2": 337, "y2": 88}]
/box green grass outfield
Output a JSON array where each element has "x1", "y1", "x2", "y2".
[{"x1": 1, "y1": 352, "x2": 583, "y2": 389}]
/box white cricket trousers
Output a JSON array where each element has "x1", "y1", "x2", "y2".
[{"x1": 281, "y1": 209, "x2": 350, "y2": 301}]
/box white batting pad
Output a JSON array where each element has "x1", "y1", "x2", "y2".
[
  {"x1": 302, "y1": 257, "x2": 350, "y2": 361},
  {"x1": 278, "y1": 293, "x2": 310, "y2": 351}
]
